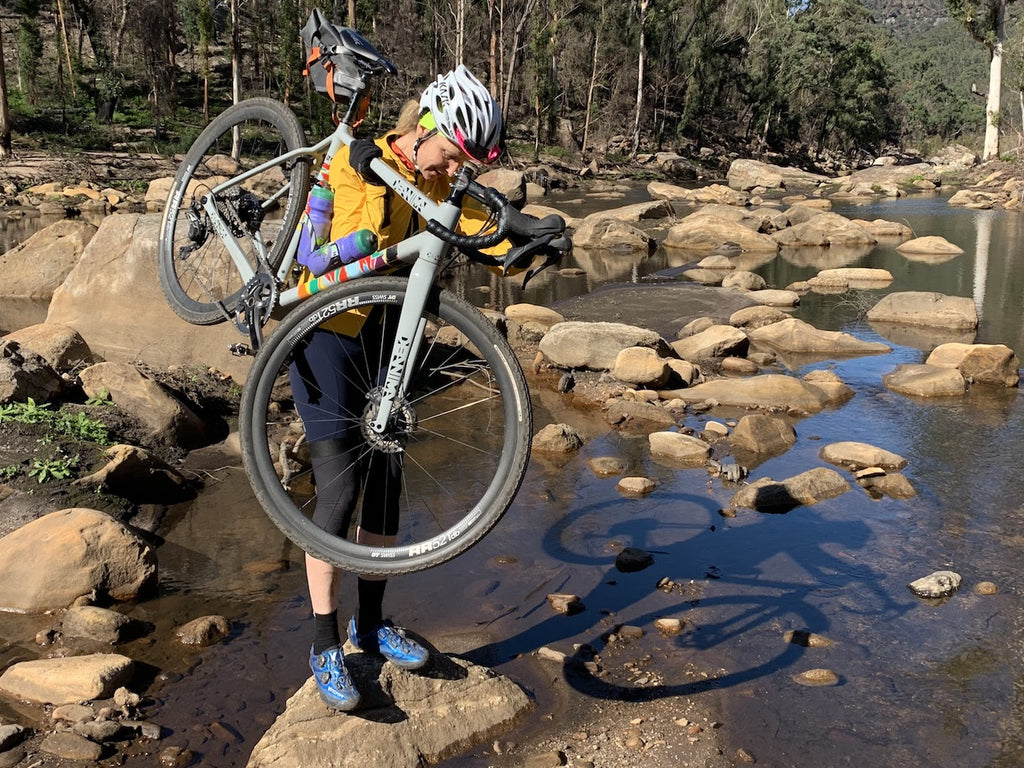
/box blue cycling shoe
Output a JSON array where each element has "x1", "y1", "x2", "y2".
[
  {"x1": 309, "y1": 645, "x2": 361, "y2": 711},
  {"x1": 347, "y1": 616, "x2": 429, "y2": 670}
]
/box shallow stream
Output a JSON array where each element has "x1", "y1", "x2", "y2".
[{"x1": 4, "y1": 187, "x2": 1024, "y2": 766}]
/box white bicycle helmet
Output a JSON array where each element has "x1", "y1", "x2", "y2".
[{"x1": 419, "y1": 65, "x2": 502, "y2": 164}]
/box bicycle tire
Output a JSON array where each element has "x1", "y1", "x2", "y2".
[
  {"x1": 239, "y1": 276, "x2": 533, "y2": 576},
  {"x1": 158, "y1": 98, "x2": 309, "y2": 325}
]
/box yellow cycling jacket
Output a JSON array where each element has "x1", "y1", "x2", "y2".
[{"x1": 302, "y1": 131, "x2": 505, "y2": 336}]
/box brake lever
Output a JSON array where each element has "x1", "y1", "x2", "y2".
[{"x1": 518, "y1": 235, "x2": 572, "y2": 287}]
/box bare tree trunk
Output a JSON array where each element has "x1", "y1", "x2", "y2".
[
  {"x1": 631, "y1": 0, "x2": 648, "y2": 157},
  {"x1": 231, "y1": 0, "x2": 242, "y2": 158},
  {"x1": 502, "y1": 0, "x2": 538, "y2": 114},
  {"x1": 56, "y1": 0, "x2": 76, "y2": 96},
  {"x1": 114, "y1": 0, "x2": 129, "y2": 66},
  {"x1": 0, "y1": 28, "x2": 11, "y2": 160},
  {"x1": 582, "y1": 16, "x2": 601, "y2": 157},
  {"x1": 983, "y1": 0, "x2": 1007, "y2": 161},
  {"x1": 488, "y1": 0, "x2": 498, "y2": 97},
  {"x1": 348, "y1": 0, "x2": 356, "y2": 27},
  {"x1": 455, "y1": 0, "x2": 466, "y2": 64}
]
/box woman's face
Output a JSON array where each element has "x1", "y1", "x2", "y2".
[{"x1": 416, "y1": 129, "x2": 470, "y2": 180}]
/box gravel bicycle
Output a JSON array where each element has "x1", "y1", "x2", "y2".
[{"x1": 157, "y1": 12, "x2": 570, "y2": 576}]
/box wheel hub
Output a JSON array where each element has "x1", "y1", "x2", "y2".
[{"x1": 361, "y1": 387, "x2": 417, "y2": 454}]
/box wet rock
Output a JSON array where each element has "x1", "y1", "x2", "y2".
[
  {"x1": 802, "y1": 370, "x2": 856, "y2": 405},
  {"x1": 671, "y1": 325, "x2": 749, "y2": 361},
  {"x1": 857, "y1": 472, "x2": 917, "y2": 500},
  {"x1": 62, "y1": 605, "x2": 141, "y2": 644},
  {"x1": 615, "y1": 547, "x2": 654, "y2": 572},
  {"x1": 616, "y1": 477, "x2": 655, "y2": 495},
  {"x1": 159, "y1": 745, "x2": 194, "y2": 767},
  {"x1": 74, "y1": 444, "x2": 195, "y2": 503},
  {"x1": 818, "y1": 441, "x2": 908, "y2": 471},
  {"x1": 572, "y1": 216, "x2": 654, "y2": 251},
  {"x1": 654, "y1": 618, "x2": 683, "y2": 635},
  {"x1": 866, "y1": 291, "x2": 978, "y2": 330},
  {"x1": 745, "y1": 289, "x2": 801, "y2": 307},
  {"x1": 925, "y1": 342, "x2": 1020, "y2": 387},
  {"x1": 612, "y1": 346, "x2": 672, "y2": 388},
  {"x1": 53, "y1": 704, "x2": 96, "y2": 723},
  {"x1": 729, "y1": 305, "x2": 790, "y2": 330},
  {"x1": 661, "y1": 374, "x2": 829, "y2": 414},
  {"x1": 773, "y1": 213, "x2": 876, "y2": 248},
  {"x1": 736, "y1": 746, "x2": 758, "y2": 763},
  {"x1": 897, "y1": 237, "x2": 966, "y2": 256},
  {"x1": 2, "y1": 322, "x2": 93, "y2": 372},
  {"x1": 730, "y1": 414, "x2": 797, "y2": 456},
  {"x1": 0, "y1": 339, "x2": 64, "y2": 405},
  {"x1": 539, "y1": 321, "x2": 671, "y2": 371},
  {"x1": 731, "y1": 468, "x2": 851, "y2": 513},
  {"x1": 908, "y1": 570, "x2": 962, "y2": 598},
  {"x1": 648, "y1": 431, "x2": 711, "y2": 466},
  {"x1": 791, "y1": 668, "x2": 839, "y2": 687},
  {"x1": 532, "y1": 423, "x2": 584, "y2": 453},
  {"x1": 783, "y1": 630, "x2": 835, "y2": 647},
  {"x1": 79, "y1": 362, "x2": 207, "y2": 448},
  {"x1": 975, "y1": 582, "x2": 999, "y2": 595},
  {"x1": 748, "y1": 318, "x2": 890, "y2": 356},
  {"x1": 883, "y1": 364, "x2": 968, "y2": 397},
  {"x1": 174, "y1": 615, "x2": 231, "y2": 646},
  {"x1": 722, "y1": 270, "x2": 767, "y2": 291},
  {"x1": 853, "y1": 218, "x2": 914, "y2": 238},
  {"x1": 605, "y1": 398, "x2": 676, "y2": 429},
  {"x1": 588, "y1": 456, "x2": 626, "y2": 476},
  {"x1": 74, "y1": 718, "x2": 124, "y2": 742},
  {"x1": 536, "y1": 646, "x2": 567, "y2": 663},
  {"x1": 0, "y1": 507, "x2": 157, "y2": 612},
  {"x1": 505, "y1": 303, "x2": 565, "y2": 345},
  {"x1": 664, "y1": 213, "x2": 779, "y2": 253},
  {"x1": 586, "y1": 199, "x2": 675, "y2": 222},
  {"x1": 722, "y1": 356, "x2": 759, "y2": 375},
  {"x1": 40, "y1": 731, "x2": 104, "y2": 761},
  {"x1": 547, "y1": 594, "x2": 584, "y2": 615},
  {"x1": 248, "y1": 651, "x2": 532, "y2": 768},
  {"x1": 0, "y1": 653, "x2": 134, "y2": 705}
]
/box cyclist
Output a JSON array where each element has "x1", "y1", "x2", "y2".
[{"x1": 299, "y1": 65, "x2": 504, "y2": 712}]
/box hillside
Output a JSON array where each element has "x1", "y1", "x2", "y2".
[{"x1": 863, "y1": 0, "x2": 949, "y2": 37}]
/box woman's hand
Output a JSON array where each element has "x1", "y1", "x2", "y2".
[{"x1": 349, "y1": 139, "x2": 384, "y2": 185}]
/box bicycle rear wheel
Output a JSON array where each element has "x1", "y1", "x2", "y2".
[
  {"x1": 239, "y1": 277, "x2": 533, "y2": 576},
  {"x1": 158, "y1": 98, "x2": 309, "y2": 325}
]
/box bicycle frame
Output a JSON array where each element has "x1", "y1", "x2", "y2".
[{"x1": 202, "y1": 116, "x2": 470, "y2": 437}]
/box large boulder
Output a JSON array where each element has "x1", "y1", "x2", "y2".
[
  {"x1": 730, "y1": 414, "x2": 797, "y2": 457},
  {"x1": 883, "y1": 364, "x2": 968, "y2": 397},
  {"x1": 818, "y1": 441, "x2": 908, "y2": 471},
  {"x1": 772, "y1": 213, "x2": 876, "y2": 248},
  {"x1": 0, "y1": 219, "x2": 97, "y2": 299},
  {"x1": 571, "y1": 215, "x2": 654, "y2": 252},
  {"x1": 660, "y1": 374, "x2": 830, "y2": 414},
  {"x1": 0, "y1": 654, "x2": 134, "y2": 705},
  {"x1": 747, "y1": 318, "x2": 891, "y2": 357},
  {"x1": 0, "y1": 508, "x2": 156, "y2": 612},
  {"x1": 726, "y1": 159, "x2": 829, "y2": 191},
  {"x1": 730, "y1": 468, "x2": 851, "y2": 512},
  {"x1": 46, "y1": 213, "x2": 255, "y2": 382},
  {"x1": 539, "y1": 322, "x2": 671, "y2": 371},
  {"x1": 2, "y1": 322, "x2": 93, "y2": 372},
  {"x1": 247, "y1": 651, "x2": 531, "y2": 768},
  {"x1": 866, "y1": 292, "x2": 978, "y2": 330},
  {"x1": 925, "y1": 343, "x2": 1019, "y2": 387},
  {"x1": 0, "y1": 339, "x2": 64, "y2": 404},
  {"x1": 663, "y1": 214, "x2": 779, "y2": 253},
  {"x1": 78, "y1": 362, "x2": 207, "y2": 448},
  {"x1": 895, "y1": 236, "x2": 964, "y2": 255},
  {"x1": 648, "y1": 431, "x2": 711, "y2": 466},
  {"x1": 671, "y1": 325, "x2": 749, "y2": 360}
]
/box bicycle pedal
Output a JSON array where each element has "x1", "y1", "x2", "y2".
[{"x1": 229, "y1": 343, "x2": 254, "y2": 357}]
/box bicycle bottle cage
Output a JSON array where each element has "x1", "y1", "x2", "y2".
[{"x1": 301, "y1": 9, "x2": 398, "y2": 105}]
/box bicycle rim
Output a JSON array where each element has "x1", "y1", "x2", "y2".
[
  {"x1": 240, "y1": 277, "x2": 533, "y2": 576},
  {"x1": 158, "y1": 98, "x2": 308, "y2": 325}
]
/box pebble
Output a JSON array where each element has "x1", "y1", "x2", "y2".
[
  {"x1": 52, "y1": 703, "x2": 95, "y2": 723},
  {"x1": 547, "y1": 593, "x2": 584, "y2": 615},
  {"x1": 792, "y1": 668, "x2": 840, "y2": 686},
  {"x1": 159, "y1": 745, "x2": 195, "y2": 768},
  {"x1": 908, "y1": 570, "x2": 962, "y2": 598},
  {"x1": 0, "y1": 725, "x2": 24, "y2": 752},
  {"x1": 975, "y1": 581, "x2": 998, "y2": 595},
  {"x1": 523, "y1": 749, "x2": 567, "y2": 768},
  {"x1": 74, "y1": 719, "x2": 123, "y2": 742},
  {"x1": 617, "y1": 476, "x2": 655, "y2": 495},
  {"x1": 654, "y1": 617, "x2": 683, "y2": 635},
  {"x1": 536, "y1": 646, "x2": 567, "y2": 663},
  {"x1": 618, "y1": 625, "x2": 645, "y2": 641},
  {"x1": 615, "y1": 547, "x2": 654, "y2": 573},
  {"x1": 588, "y1": 456, "x2": 626, "y2": 476},
  {"x1": 623, "y1": 726, "x2": 645, "y2": 749},
  {"x1": 737, "y1": 746, "x2": 758, "y2": 763},
  {"x1": 783, "y1": 630, "x2": 835, "y2": 647}
]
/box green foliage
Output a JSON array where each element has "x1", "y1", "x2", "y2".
[
  {"x1": 0, "y1": 465, "x2": 21, "y2": 482},
  {"x1": 28, "y1": 454, "x2": 79, "y2": 484},
  {"x1": 0, "y1": 398, "x2": 110, "y2": 445},
  {"x1": 85, "y1": 388, "x2": 112, "y2": 406}
]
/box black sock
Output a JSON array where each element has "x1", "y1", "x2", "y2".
[
  {"x1": 312, "y1": 610, "x2": 340, "y2": 654},
  {"x1": 356, "y1": 578, "x2": 387, "y2": 635}
]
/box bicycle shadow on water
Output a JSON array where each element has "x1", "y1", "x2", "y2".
[{"x1": 463, "y1": 474, "x2": 908, "y2": 702}]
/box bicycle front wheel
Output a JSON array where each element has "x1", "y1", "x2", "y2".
[
  {"x1": 159, "y1": 98, "x2": 309, "y2": 325},
  {"x1": 239, "y1": 277, "x2": 533, "y2": 576}
]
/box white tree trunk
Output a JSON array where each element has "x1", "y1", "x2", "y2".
[
  {"x1": 983, "y1": 0, "x2": 1007, "y2": 161},
  {"x1": 631, "y1": 0, "x2": 648, "y2": 157}
]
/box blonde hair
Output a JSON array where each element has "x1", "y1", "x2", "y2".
[{"x1": 395, "y1": 99, "x2": 420, "y2": 134}]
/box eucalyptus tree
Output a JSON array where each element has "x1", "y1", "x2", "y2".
[{"x1": 948, "y1": 0, "x2": 1017, "y2": 159}]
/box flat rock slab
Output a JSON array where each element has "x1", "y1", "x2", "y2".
[{"x1": 247, "y1": 651, "x2": 531, "y2": 768}]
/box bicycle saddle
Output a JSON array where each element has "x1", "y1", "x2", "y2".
[{"x1": 302, "y1": 9, "x2": 397, "y2": 99}]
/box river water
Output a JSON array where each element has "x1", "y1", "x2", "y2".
[{"x1": 4, "y1": 188, "x2": 1024, "y2": 767}]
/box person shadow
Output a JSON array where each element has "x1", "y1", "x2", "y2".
[{"x1": 461, "y1": 481, "x2": 907, "y2": 702}]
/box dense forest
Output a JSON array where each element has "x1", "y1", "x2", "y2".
[{"x1": 0, "y1": 0, "x2": 1021, "y2": 168}]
